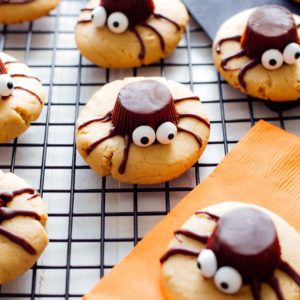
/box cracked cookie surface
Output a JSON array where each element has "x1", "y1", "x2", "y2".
[
  {"x1": 76, "y1": 77, "x2": 210, "y2": 184},
  {"x1": 0, "y1": 52, "x2": 44, "y2": 144}
]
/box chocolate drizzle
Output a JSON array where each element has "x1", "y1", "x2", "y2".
[
  {"x1": 80, "y1": 80, "x2": 208, "y2": 174},
  {"x1": 14, "y1": 86, "x2": 42, "y2": 104},
  {"x1": 0, "y1": 187, "x2": 40, "y2": 255},
  {"x1": 195, "y1": 211, "x2": 220, "y2": 221},
  {"x1": 161, "y1": 207, "x2": 300, "y2": 300},
  {"x1": 238, "y1": 58, "x2": 259, "y2": 90},
  {"x1": 160, "y1": 247, "x2": 200, "y2": 264},
  {"x1": 175, "y1": 229, "x2": 210, "y2": 244},
  {"x1": 216, "y1": 35, "x2": 241, "y2": 53},
  {"x1": 141, "y1": 23, "x2": 165, "y2": 52},
  {"x1": 174, "y1": 96, "x2": 200, "y2": 104},
  {"x1": 221, "y1": 49, "x2": 246, "y2": 71}
]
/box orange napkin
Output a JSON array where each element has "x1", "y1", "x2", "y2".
[{"x1": 83, "y1": 120, "x2": 300, "y2": 300}]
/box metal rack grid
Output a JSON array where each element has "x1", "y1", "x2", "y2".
[{"x1": 0, "y1": 0, "x2": 299, "y2": 299}]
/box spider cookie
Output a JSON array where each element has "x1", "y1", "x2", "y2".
[
  {"x1": 75, "y1": 0, "x2": 189, "y2": 68},
  {"x1": 0, "y1": 0, "x2": 60, "y2": 24},
  {"x1": 0, "y1": 170, "x2": 48, "y2": 284},
  {"x1": 213, "y1": 5, "x2": 300, "y2": 102},
  {"x1": 0, "y1": 52, "x2": 44, "y2": 144},
  {"x1": 76, "y1": 77, "x2": 210, "y2": 184},
  {"x1": 160, "y1": 202, "x2": 300, "y2": 300}
]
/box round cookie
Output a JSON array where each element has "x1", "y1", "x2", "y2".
[
  {"x1": 0, "y1": 0, "x2": 60, "y2": 24},
  {"x1": 0, "y1": 170, "x2": 48, "y2": 284},
  {"x1": 160, "y1": 202, "x2": 300, "y2": 300},
  {"x1": 0, "y1": 52, "x2": 44, "y2": 144},
  {"x1": 213, "y1": 5, "x2": 300, "y2": 102},
  {"x1": 76, "y1": 77, "x2": 210, "y2": 184},
  {"x1": 75, "y1": 0, "x2": 189, "y2": 68}
]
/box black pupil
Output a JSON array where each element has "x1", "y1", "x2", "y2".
[
  {"x1": 221, "y1": 282, "x2": 229, "y2": 290},
  {"x1": 113, "y1": 21, "x2": 119, "y2": 28},
  {"x1": 295, "y1": 52, "x2": 300, "y2": 59},
  {"x1": 269, "y1": 59, "x2": 277, "y2": 66},
  {"x1": 7, "y1": 81, "x2": 13, "y2": 89},
  {"x1": 141, "y1": 137, "x2": 149, "y2": 145},
  {"x1": 197, "y1": 261, "x2": 201, "y2": 269},
  {"x1": 168, "y1": 133, "x2": 174, "y2": 140}
]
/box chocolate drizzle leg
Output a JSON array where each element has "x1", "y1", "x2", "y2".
[
  {"x1": 78, "y1": 110, "x2": 112, "y2": 131},
  {"x1": 221, "y1": 49, "x2": 246, "y2": 71},
  {"x1": 174, "y1": 96, "x2": 200, "y2": 103},
  {"x1": 160, "y1": 247, "x2": 200, "y2": 264},
  {"x1": 267, "y1": 277, "x2": 284, "y2": 300},
  {"x1": 176, "y1": 126, "x2": 202, "y2": 147},
  {"x1": 141, "y1": 23, "x2": 165, "y2": 52},
  {"x1": 216, "y1": 35, "x2": 241, "y2": 53},
  {"x1": 178, "y1": 113, "x2": 210, "y2": 129},
  {"x1": 250, "y1": 281, "x2": 261, "y2": 300},
  {"x1": 278, "y1": 260, "x2": 300, "y2": 286},
  {"x1": 130, "y1": 27, "x2": 146, "y2": 59},
  {"x1": 118, "y1": 134, "x2": 131, "y2": 174},
  {"x1": 0, "y1": 187, "x2": 41, "y2": 255},
  {"x1": 175, "y1": 229, "x2": 210, "y2": 244},
  {"x1": 238, "y1": 58, "x2": 259, "y2": 89}
]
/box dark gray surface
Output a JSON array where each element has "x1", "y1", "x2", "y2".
[{"x1": 183, "y1": 0, "x2": 300, "y2": 40}]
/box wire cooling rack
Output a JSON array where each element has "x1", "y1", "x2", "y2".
[{"x1": 0, "y1": 0, "x2": 300, "y2": 299}]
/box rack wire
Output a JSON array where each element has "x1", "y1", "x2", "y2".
[{"x1": 0, "y1": 0, "x2": 299, "y2": 299}]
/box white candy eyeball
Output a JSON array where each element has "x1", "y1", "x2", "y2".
[
  {"x1": 132, "y1": 125, "x2": 155, "y2": 147},
  {"x1": 197, "y1": 249, "x2": 217, "y2": 278},
  {"x1": 214, "y1": 266, "x2": 242, "y2": 294},
  {"x1": 91, "y1": 6, "x2": 107, "y2": 28},
  {"x1": 261, "y1": 49, "x2": 283, "y2": 70},
  {"x1": 156, "y1": 122, "x2": 177, "y2": 145},
  {"x1": 283, "y1": 43, "x2": 300, "y2": 65},
  {"x1": 0, "y1": 74, "x2": 14, "y2": 97},
  {"x1": 107, "y1": 12, "x2": 129, "y2": 34}
]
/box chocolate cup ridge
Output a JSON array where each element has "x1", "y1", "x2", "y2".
[
  {"x1": 111, "y1": 80, "x2": 178, "y2": 137},
  {"x1": 101, "y1": 0, "x2": 154, "y2": 27},
  {"x1": 241, "y1": 5, "x2": 299, "y2": 58},
  {"x1": 207, "y1": 207, "x2": 281, "y2": 283}
]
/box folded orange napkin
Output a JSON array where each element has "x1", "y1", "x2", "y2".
[{"x1": 83, "y1": 120, "x2": 300, "y2": 300}]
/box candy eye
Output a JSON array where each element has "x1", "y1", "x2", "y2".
[
  {"x1": 214, "y1": 266, "x2": 242, "y2": 294},
  {"x1": 107, "y1": 12, "x2": 129, "y2": 34},
  {"x1": 91, "y1": 6, "x2": 107, "y2": 28},
  {"x1": 283, "y1": 43, "x2": 300, "y2": 65},
  {"x1": 0, "y1": 74, "x2": 14, "y2": 97},
  {"x1": 197, "y1": 249, "x2": 217, "y2": 278},
  {"x1": 132, "y1": 126, "x2": 155, "y2": 147},
  {"x1": 156, "y1": 122, "x2": 177, "y2": 145},
  {"x1": 261, "y1": 49, "x2": 283, "y2": 70}
]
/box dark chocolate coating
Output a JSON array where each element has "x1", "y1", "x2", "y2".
[
  {"x1": 241, "y1": 5, "x2": 299, "y2": 58},
  {"x1": 207, "y1": 207, "x2": 281, "y2": 283},
  {"x1": 0, "y1": 0, "x2": 34, "y2": 3},
  {"x1": 101, "y1": 0, "x2": 154, "y2": 27},
  {"x1": 111, "y1": 80, "x2": 178, "y2": 136}
]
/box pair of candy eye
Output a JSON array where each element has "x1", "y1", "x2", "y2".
[
  {"x1": 92, "y1": 6, "x2": 129, "y2": 34},
  {"x1": 261, "y1": 43, "x2": 300, "y2": 70},
  {"x1": 197, "y1": 249, "x2": 242, "y2": 294},
  {"x1": 132, "y1": 122, "x2": 177, "y2": 147},
  {"x1": 0, "y1": 74, "x2": 14, "y2": 97}
]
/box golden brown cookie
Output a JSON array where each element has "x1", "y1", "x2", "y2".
[
  {"x1": 76, "y1": 77, "x2": 210, "y2": 184},
  {"x1": 0, "y1": 170, "x2": 48, "y2": 284},
  {"x1": 0, "y1": 52, "x2": 44, "y2": 144},
  {"x1": 160, "y1": 202, "x2": 300, "y2": 300},
  {"x1": 75, "y1": 0, "x2": 189, "y2": 68},
  {"x1": 213, "y1": 5, "x2": 300, "y2": 102},
  {"x1": 0, "y1": 0, "x2": 60, "y2": 24}
]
